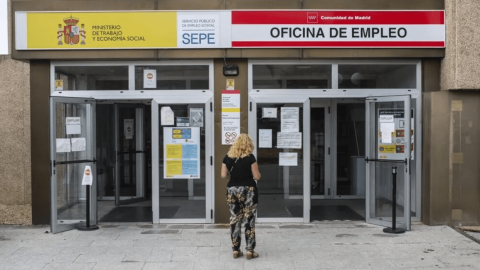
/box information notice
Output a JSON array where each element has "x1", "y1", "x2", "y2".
[
  {"x1": 377, "y1": 109, "x2": 414, "y2": 160},
  {"x1": 164, "y1": 127, "x2": 200, "y2": 179}
]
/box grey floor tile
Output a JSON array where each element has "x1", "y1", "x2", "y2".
[
  {"x1": 143, "y1": 261, "x2": 194, "y2": 270},
  {"x1": 74, "y1": 253, "x2": 126, "y2": 263},
  {"x1": 42, "y1": 262, "x2": 96, "y2": 270},
  {"x1": 92, "y1": 262, "x2": 145, "y2": 270},
  {"x1": 0, "y1": 263, "x2": 47, "y2": 270}
]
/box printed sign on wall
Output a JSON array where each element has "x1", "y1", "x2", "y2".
[
  {"x1": 222, "y1": 90, "x2": 240, "y2": 144},
  {"x1": 231, "y1": 10, "x2": 445, "y2": 48},
  {"x1": 16, "y1": 10, "x2": 444, "y2": 50}
]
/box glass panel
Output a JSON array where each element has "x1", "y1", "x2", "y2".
[
  {"x1": 55, "y1": 66, "x2": 128, "y2": 90},
  {"x1": 336, "y1": 102, "x2": 366, "y2": 196},
  {"x1": 369, "y1": 101, "x2": 407, "y2": 229},
  {"x1": 135, "y1": 66, "x2": 209, "y2": 90},
  {"x1": 338, "y1": 65, "x2": 416, "y2": 89},
  {"x1": 256, "y1": 103, "x2": 304, "y2": 218},
  {"x1": 55, "y1": 103, "x2": 91, "y2": 225},
  {"x1": 158, "y1": 104, "x2": 206, "y2": 219},
  {"x1": 96, "y1": 105, "x2": 116, "y2": 198},
  {"x1": 310, "y1": 107, "x2": 325, "y2": 196},
  {"x1": 116, "y1": 105, "x2": 143, "y2": 201},
  {"x1": 253, "y1": 65, "x2": 332, "y2": 89}
]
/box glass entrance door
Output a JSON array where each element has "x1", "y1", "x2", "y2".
[
  {"x1": 50, "y1": 97, "x2": 96, "y2": 233},
  {"x1": 365, "y1": 96, "x2": 411, "y2": 230},
  {"x1": 249, "y1": 97, "x2": 308, "y2": 222},
  {"x1": 310, "y1": 99, "x2": 366, "y2": 222},
  {"x1": 151, "y1": 96, "x2": 213, "y2": 223},
  {"x1": 114, "y1": 104, "x2": 147, "y2": 205}
]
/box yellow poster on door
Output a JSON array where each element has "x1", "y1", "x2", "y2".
[
  {"x1": 378, "y1": 145, "x2": 396, "y2": 154},
  {"x1": 26, "y1": 12, "x2": 177, "y2": 49},
  {"x1": 166, "y1": 160, "x2": 182, "y2": 177},
  {"x1": 166, "y1": 144, "x2": 182, "y2": 159}
]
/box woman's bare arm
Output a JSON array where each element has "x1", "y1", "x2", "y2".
[
  {"x1": 251, "y1": 162, "x2": 261, "y2": 180},
  {"x1": 221, "y1": 163, "x2": 229, "y2": 179}
]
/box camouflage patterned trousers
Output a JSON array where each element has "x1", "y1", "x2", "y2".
[{"x1": 226, "y1": 186, "x2": 258, "y2": 251}]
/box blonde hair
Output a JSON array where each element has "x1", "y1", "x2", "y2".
[{"x1": 227, "y1": 133, "x2": 254, "y2": 159}]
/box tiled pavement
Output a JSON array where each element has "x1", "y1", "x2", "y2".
[{"x1": 1, "y1": 222, "x2": 480, "y2": 269}]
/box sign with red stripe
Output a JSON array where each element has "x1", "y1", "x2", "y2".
[{"x1": 232, "y1": 10, "x2": 445, "y2": 48}]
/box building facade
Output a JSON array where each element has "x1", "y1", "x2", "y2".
[{"x1": 0, "y1": 0, "x2": 479, "y2": 232}]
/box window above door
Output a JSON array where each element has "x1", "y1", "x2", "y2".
[
  {"x1": 51, "y1": 60, "x2": 213, "y2": 94},
  {"x1": 250, "y1": 60, "x2": 421, "y2": 94}
]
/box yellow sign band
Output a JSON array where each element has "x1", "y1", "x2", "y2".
[
  {"x1": 222, "y1": 108, "x2": 240, "y2": 112},
  {"x1": 27, "y1": 12, "x2": 177, "y2": 49}
]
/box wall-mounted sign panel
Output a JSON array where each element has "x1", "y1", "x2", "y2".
[
  {"x1": 231, "y1": 10, "x2": 445, "y2": 48},
  {"x1": 222, "y1": 90, "x2": 240, "y2": 145},
  {"x1": 15, "y1": 11, "x2": 231, "y2": 50},
  {"x1": 15, "y1": 10, "x2": 445, "y2": 50}
]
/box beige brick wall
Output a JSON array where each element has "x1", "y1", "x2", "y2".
[
  {"x1": 0, "y1": 1, "x2": 32, "y2": 225},
  {"x1": 442, "y1": 0, "x2": 480, "y2": 90}
]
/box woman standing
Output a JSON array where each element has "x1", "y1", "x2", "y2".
[{"x1": 221, "y1": 133, "x2": 261, "y2": 260}]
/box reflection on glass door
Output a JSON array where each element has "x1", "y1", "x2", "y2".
[
  {"x1": 157, "y1": 104, "x2": 207, "y2": 220},
  {"x1": 366, "y1": 96, "x2": 411, "y2": 230},
  {"x1": 256, "y1": 103, "x2": 304, "y2": 219},
  {"x1": 115, "y1": 104, "x2": 147, "y2": 205},
  {"x1": 310, "y1": 105, "x2": 327, "y2": 197},
  {"x1": 335, "y1": 101, "x2": 366, "y2": 197},
  {"x1": 96, "y1": 103, "x2": 151, "y2": 223},
  {"x1": 50, "y1": 97, "x2": 95, "y2": 233}
]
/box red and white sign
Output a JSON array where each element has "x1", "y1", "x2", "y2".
[{"x1": 231, "y1": 10, "x2": 445, "y2": 48}]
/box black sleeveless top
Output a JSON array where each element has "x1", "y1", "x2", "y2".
[{"x1": 223, "y1": 154, "x2": 257, "y2": 188}]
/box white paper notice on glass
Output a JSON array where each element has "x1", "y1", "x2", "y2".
[
  {"x1": 277, "y1": 132, "x2": 302, "y2": 149},
  {"x1": 279, "y1": 152, "x2": 298, "y2": 166},
  {"x1": 55, "y1": 80, "x2": 63, "y2": 91},
  {"x1": 380, "y1": 123, "x2": 395, "y2": 143},
  {"x1": 143, "y1": 69, "x2": 157, "y2": 88},
  {"x1": 71, "y1": 137, "x2": 86, "y2": 152},
  {"x1": 379, "y1": 115, "x2": 394, "y2": 123},
  {"x1": 81, "y1": 166, "x2": 93, "y2": 186},
  {"x1": 281, "y1": 107, "x2": 299, "y2": 132},
  {"x1": 190, "y1": 108, "x2": 204, "y2": 127},
  {"x1": 56, "y1": 138, "x2": 71, "y2": 153},
  {"x1": 66, "y1": 117, "x2": 81, "y2": 135},
  {"x1": 262, "y1": 108, "x2": 277, "y2": 118},
  {"x1": 161, "y1": 106, "x2": 175, "y2": 126},
  {"x1": 258, "y1": 129, "x2": 272, "y2": 148}
]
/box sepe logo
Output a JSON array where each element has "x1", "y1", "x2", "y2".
[
  {"x1": 307, "y1": 12, "x2": 318, "y2": 23},
  {"x1": 57, "y1": 15, "x2": 86, "y2": 46}
]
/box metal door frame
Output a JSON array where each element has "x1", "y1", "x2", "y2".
[
  {"x1": 151, "y1": 93, "x2": 214, "y2": 223},
  {"x1": 365, "y1": 95, "x2": 411, "y2": 230},
  {"x1": 249, "y1": 93, "x2": 310, "y2": 223},
  {"x1": 50, "y1": 96, "x2": 96, "y2": 233}
]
